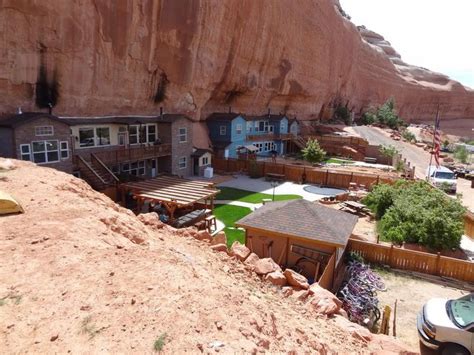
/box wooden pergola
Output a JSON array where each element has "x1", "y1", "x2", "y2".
[{"x1": 119, "y1": 175, "x2": 220, "y2": 222}]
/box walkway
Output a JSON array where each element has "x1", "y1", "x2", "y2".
[{"x1": 216, "y1": 175, "x2": 346, "y2": 202}]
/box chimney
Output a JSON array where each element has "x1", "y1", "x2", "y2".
[
  {"x1": 160, "y1": 106, "x2": 163, "y2": 119},
  {"x1": 228, "y1": 106, "x2": 232, "y2": 113},
  {"x1": 267, "y1": 108, "x2": 271, "y2": 118}
]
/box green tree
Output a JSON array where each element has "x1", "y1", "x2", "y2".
[
  {"x1": 334, "y1": 105, "x2": 351, "y2": 125},
  {"x1": 363, "y1": 181, "x2": 466, "y2": 250},
  {"x1": 302, "y1": 138, "x2": 326, "y2": 164},
  {"x1": 454, "y1": 145, "x2": 469, "y2": 164},
  {"x1": 360, "y1": 111, "x2": 376, "y2": 125},
  {"x1": 375, "y1": 98, "x2": 405, "y2": 129},
  {"x1": 379, "y1": 144, "x2": 399, "y2": 159}
]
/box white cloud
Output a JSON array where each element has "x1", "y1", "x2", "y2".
[{"x1": 339, "y1": 0, "x2": 474, "y2": 88}]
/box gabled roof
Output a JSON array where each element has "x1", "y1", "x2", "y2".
[
  {"x1": 207, "y1": 112, "x2": 244, "y2": 122},
  {"x1": 0, "y1": 112, "x2": 67, "y2": 128},
  {"x1": 236, "y1": 199, "x2": 358, "y2": 247},
  {"x1": 246, "y1": 114, "x2": 289, "y2": 121},
  {"x1": 191, "y1": 148, "x2": 212, "y2": 157}
]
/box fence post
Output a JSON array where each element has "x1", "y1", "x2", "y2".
[
  {"x1": 350, "y1": 172, "x2": 354, "y2": 183},
  {"x1": 227, "y1": 158, "x2": 230, "y2": 171},
  {"x1": 325, "y1": 169, "x2": 329, "y2": 186},
  {"x1": 263, "y1": 162, "x2": 266, "y2": 175},
  {"x1": 389, "y1": 245, "x2": 394, "y2": 266},
  {"x1": 376, "y1": 175, "x2": 380, "y2": 185},
  {"x1": 435, "y1": 252, "x2": 441, "y2": 276}
]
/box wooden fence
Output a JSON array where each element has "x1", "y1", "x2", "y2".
[
  {"x1": 465, "y1": 211, "x2": 474, "y2": 238},
  {"x1": 348, "y1": 239, "x2": 474, "y2": 283},
  {"x1": 318, "y1": 253, "x2": 336, "y2": 290},
  {"x1": 213, "y1": 158, "x2": 395, "y2": 189}
]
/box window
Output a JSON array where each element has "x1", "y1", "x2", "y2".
[
  {"x1": 268, "y1": 124, "x2": 274, "y2": 133},
  {"x1": 259, "y1": 121, "x2": 265, "y2": 132},
  {"x1": 147, "y1": 124, "x2": 157, "y2": 143},
  {"x1": 129, "y1": 126, "x2": 139, "y2": 145},
  {"x1": 79, "y1": 128, "x2": 95, "y2": 147},
  {"x1": 219, "y1": 125, "x2": 226, "y2": 135},
  {"x1": 280, "y1": 122, "x2": 285, "y2": 132},
  {"x1": 60, "y1": 141, "x2": 69, "y2": 159},
  {"x1": 20, "y1": 144, "x2": 31, "y2": 161},
  {"x1": 202, "y1": 156, "x2": 209, "y2": 165},
  {"x1": 178, "y1": 157, "x2": 187, "y2": 169},
  {"x1": 246, "y1": 121, "x2": 252, "y2": 133},
  {"x1": 253, "y1": 143, "x2": 263, "y2": 153},
  {"x1": 35, "y1": 126, "x2": 54, "y2": 136},
  {"x1": 236, "y1": 124, "x2": 242, "y2": 135},
  {"x1": 254, "y1": 121, "x2": 259, "y2": 132},
  {"x1": 31, "y1": 140, "x2": 59, "y2": 164},
  {"x1": 179, "y1": 128, "x2": 187, "y2": 143},
  {"x1": 122, "y1": 161, "x2": 145, "y2": 176},
  {"x1": 96, "y1": 127, "x2": 110, "y2": 146}
]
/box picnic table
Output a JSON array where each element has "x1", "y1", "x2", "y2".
[
  {"x1": 172, "y1": 209, "x2": 211, "y2": 228},
  {"x1": 339, "y1": 201, "x2": 369, "y2": 215}
]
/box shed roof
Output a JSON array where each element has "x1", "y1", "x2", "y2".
[
  {"x1": 236, "y1": 199, "x2": 358, "y2": 247},
  {"x1": 191, "y1": 148, "x2": 212, "y2": 157}
]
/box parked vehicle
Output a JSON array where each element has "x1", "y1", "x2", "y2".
[
  {"x1": 426, "y1": 165, "x2": 457, "y2": 193},
  {"x1": 417, "y1": 293, "x2": 474, "y2": 354}
]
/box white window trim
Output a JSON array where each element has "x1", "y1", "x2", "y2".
[
  {"x1": 35, "y1": 126, "x2": 54, "y2": 137},
  {"x1": 179, "y1": 127, "x2": 187, "y2": 143},
  {"x1": 220, "y1": 125, "x2": 226, "y2": 135},
  {"x1": 236, "y1": 124, "x2": 242, "y2": 135},
  {"x1": 178, "y1": 156, "x2": 187, "y2": 169},
  {"x1": 31, "y1": 140, "x2": 60, "y2": 164},
  {"x1": 20, "y1": 144, "x2": 31, "y2": 161},
  {"x1": 129, "y1": 124, "x2": 158, "y2": 145},
  {"x1": 246, "y1": 121, "x2": 252, "y2": 133},
  {"x1": 60, "y1": 141, "x2": 69, "y2": 159}
]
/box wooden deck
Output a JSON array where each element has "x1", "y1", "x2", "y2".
[{"x1": 87, "y1": 144, "x2": 172, "y2": 165}]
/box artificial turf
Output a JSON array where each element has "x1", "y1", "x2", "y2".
[{"x1": 216, "y1": 187, "x2": 302, "y2": 203}]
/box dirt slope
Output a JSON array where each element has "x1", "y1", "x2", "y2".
[{"x1": 0, "y1": 160, "x2": 411, "y2": 353}]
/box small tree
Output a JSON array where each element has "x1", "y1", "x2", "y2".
[
  {"x1": 375, "y1": 98, "x2": 405, "y2": 129},
  {"x1": 334, "y1": 105, "x2": 351, "y2": 125},
  {"x1": 360, "y1": 111, "x2": 376, "y2": 125},
  {"x1": 379, "y1": 144, "x2": 399, "y2": 159},
  {"x1": 302, "y1": 139, "x2": 326, "y2": 164},
  {"x1": 454, "y1": 145, "x2": 469, "y2": 164}
]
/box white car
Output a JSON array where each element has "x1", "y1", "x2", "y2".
[
  {"x1": 426, "y1": 165, "x2": 457, "y2": 193},
  {"x1": 417, "y1": 293, "x2": 474, "y2": 354}
]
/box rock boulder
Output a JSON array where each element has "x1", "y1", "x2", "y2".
[
  {"x1": 230, "y1": 241, "x2": 250, "y2": 261},
  {"x1": 264, "y1": 270, "x2": 287, "y2": 287},
  {"x1": 283, "y1": 269, "x2": 309, "y2": 290},
  {"x1": 254, "y1": 258, "x2": 281, "y2": 276}
]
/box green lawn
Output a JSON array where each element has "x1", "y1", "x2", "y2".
[
  {"x1": 213, "y1": 204, "x2": 252, "y2": 247},
  {"x1": 216, "y1": 187, "x2": 302, "y2": 203}
]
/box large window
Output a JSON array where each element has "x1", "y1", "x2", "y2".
[
  {"x1": 178, "y1": 157, "x2": 187, "y2": 169},
  {"x1": 79, "y1": 127, "x2": 110, "y2": 147},
  {"x1": 179, "y1": 128, "x2": 187, "y2": 143},
  {"x1": 35, "y1": 126, "x2": 54, "y2": 136},
  {"x1": 31, "y1": 140, "x2": 59, "y2": 163},
  {"x1": 79, "y1": 128, "x2": 95, "y2": 147},
  {"x1": 129, "y1": 124, "x2": 157, "y2": 144}
]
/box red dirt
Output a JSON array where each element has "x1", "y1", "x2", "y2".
[{"x1": 0, "y1": 159, "x2": 413, "y2": 353}]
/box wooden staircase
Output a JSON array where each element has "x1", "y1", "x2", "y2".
[
  {"x1": 291, "y1": 136, "x2": 308, "y2": 149},
  {"x1": 76, "y1": 154, "x2": 120, "y2": 191}
]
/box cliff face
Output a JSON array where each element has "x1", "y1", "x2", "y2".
[{"x1": 1, "y1": 0, "x2": 473, "y2": 124}]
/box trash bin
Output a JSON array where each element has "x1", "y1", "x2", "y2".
[{"x1": 204, "y1": 167, "x2": 213, "y2": 179}]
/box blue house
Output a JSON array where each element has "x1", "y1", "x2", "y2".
[{"x1": 207, "y1": 112, "x2": 294, "y2": 159}]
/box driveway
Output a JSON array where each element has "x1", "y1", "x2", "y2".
[{"x1": 348, "y1": 126, "x2": 474, "y2": 212}]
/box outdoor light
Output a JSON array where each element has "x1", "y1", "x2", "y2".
[{"x1": 270, "y1": 180, "x2": 279, "y2": 201}]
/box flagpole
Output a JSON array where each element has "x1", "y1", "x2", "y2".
[{"x1": 427, "y1": 104, "x2": 439, "y2": 179}]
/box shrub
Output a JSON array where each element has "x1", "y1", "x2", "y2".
[
  {"x1": 153, "y1": 333, "x2": 167, "y2": 352},
  {"x1": 363, "y1": 181, "x2": 466, "y2": 250},
  {"x1": 401, "y1": 130, "x2": 416, "y2": 142},
  {"x1": 378, "y1": 144, "x2": 399, "y2": 159},
  {"x1": 334, "y1": 105, "x2": 351, "y2": 125},
  {"x1": 360, "y1": 111, "x2": 376, "y2": 125},
  {"x1": 454, "y1": 145, "x2": 469, "y2": 164},
  {"x1": 302, "y1": 138, "x2": 326, "y2": 164}
]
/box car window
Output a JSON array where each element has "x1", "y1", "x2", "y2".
[
  {"x1": 448, "y1": 294, "x2": 474, "y2": 328},
  {"x1": 435, "y1": 172, "x2": 455, "y2": 180}
]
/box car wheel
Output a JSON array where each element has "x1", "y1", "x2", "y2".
[{"x1": 441, "y1": 343, "x2": 470, "y2": 355}]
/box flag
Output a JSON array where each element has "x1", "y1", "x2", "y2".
[{"x1": 433, "y1": 111, "x2": 441, "y2": 167}]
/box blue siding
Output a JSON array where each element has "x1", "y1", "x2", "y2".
[
  {"x1": 207, "y1": 120, "x2": 231, "y2": 142},
  {"x1": 230, "y1": 116, "x2": 247, "y2": 142}
]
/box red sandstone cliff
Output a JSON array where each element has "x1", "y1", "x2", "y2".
[{"x1": 0, "y1": 0, "x2": 473, "y2": 125}]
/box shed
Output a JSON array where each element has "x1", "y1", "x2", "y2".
[{"x1": 236, "y1": 199, "x2": 357, "y2": 288}]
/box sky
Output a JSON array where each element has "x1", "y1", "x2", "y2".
[{"x1": 339, "y1": 0, "x2": 474, "y2": 89}]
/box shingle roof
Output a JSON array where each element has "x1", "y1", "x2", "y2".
[
  {"x1": 0, "y1": 112, "x2": 66, "y2": 128},
  {"x1": 207, "y1": 112, "x2": 244, "y2": 121},
  {"x1": 236, "y1": 199, "x2": 358, "y2": 247},
  {"x1": 191, "y1": 148, "x2": 212, "y2": 157},
  {"x1": 58, "y1": 114, "x2": 191, "y2": 125},
  {"x1": 246, "y1": 114, "x2": 288, "y2": 121}
]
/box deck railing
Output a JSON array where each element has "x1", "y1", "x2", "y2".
[
  {"x1": 89, "y1": 144, "x2": 172, "y2": 165},
  {"x1": 246, "y1": 133, "x2": 292, "y2": 142}
]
